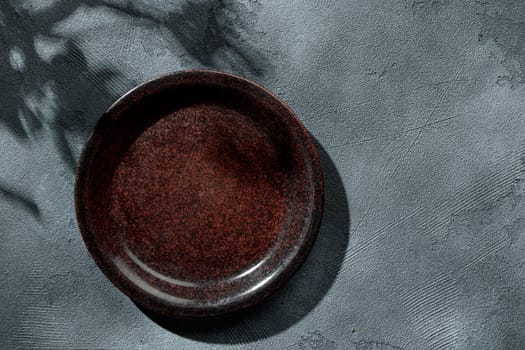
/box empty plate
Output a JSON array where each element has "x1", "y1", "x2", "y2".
[{"x1": 75, "y1": 70, "x2": 323, "y2": 318}]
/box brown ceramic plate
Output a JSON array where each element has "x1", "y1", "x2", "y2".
[{"x1": 75, "y1": 70, "x2": 323, "y2": 318}]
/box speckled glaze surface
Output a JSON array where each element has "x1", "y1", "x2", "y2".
[{"x1": 74, "y1": 70, "x2": 323, "y2": 318}]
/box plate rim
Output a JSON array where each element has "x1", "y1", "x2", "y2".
[{"x1": 74, "y1": 69, "x2": 324, "y2": 318}]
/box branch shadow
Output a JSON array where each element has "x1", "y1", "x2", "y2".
[
  {"x1": 141, "y1": 139, "x2": 350, "y2": 343},
  {"x1": 98, "y1": 0, "x2": 270, "y2": 77},
  {"x1": 164, "y1": 0, "x2": 269, "y2": 76},
  {"x1": 0, "y1": 183, "x2": 41, "y2": 220}
]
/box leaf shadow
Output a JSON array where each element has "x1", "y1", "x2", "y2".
[{"x1": 1, "y1": 0, "x2": 271, "y2": 178}]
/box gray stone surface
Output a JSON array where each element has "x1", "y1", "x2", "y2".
[{"x1": 1, "y1": 0, "x2": 525, "y2": 349}]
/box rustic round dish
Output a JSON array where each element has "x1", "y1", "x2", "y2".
[{"x1": 75, "y1": 70, "x2": 323, "y2": 318}]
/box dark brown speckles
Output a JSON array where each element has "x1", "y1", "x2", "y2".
[
  {"x1": 75, "y1": 70, "x2": 323, "y2": 318},
  {"x1": 112, "y1": 106, "x2": 286, "y2": 281}
]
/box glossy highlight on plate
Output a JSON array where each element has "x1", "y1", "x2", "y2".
[{"x1": 74, "y1": 70, "x2": 323, "y2": 318}]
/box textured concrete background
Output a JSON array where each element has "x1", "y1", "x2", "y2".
[{"x1": 1, "y1": 0, "x2": 525, "y2": 349}]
